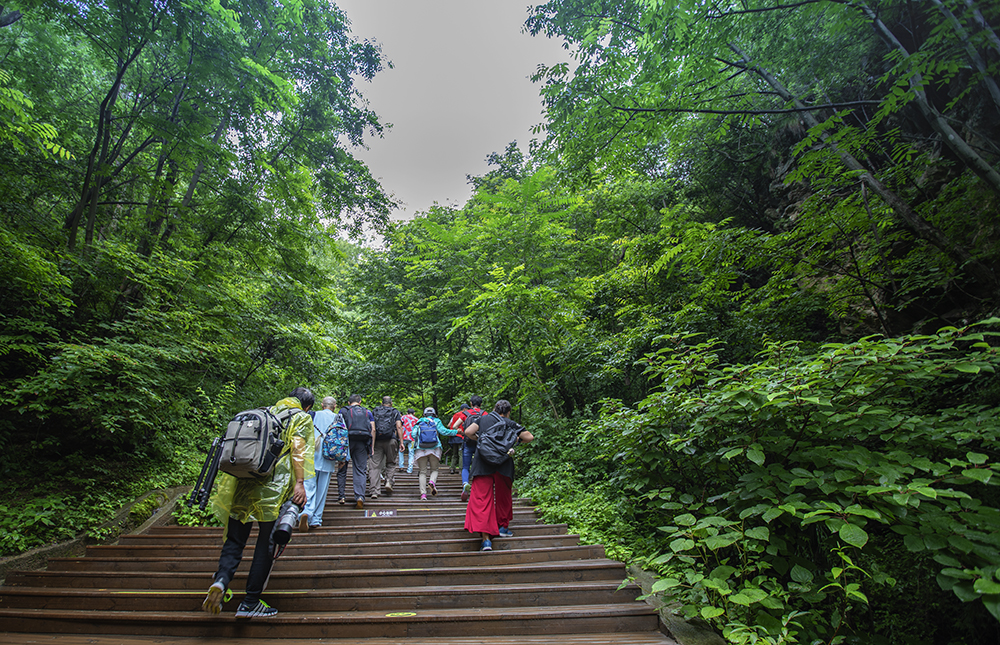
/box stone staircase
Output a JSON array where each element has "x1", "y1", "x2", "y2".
[{"x1": 0, "y1": 469, "x2": 677, "y2": 644}]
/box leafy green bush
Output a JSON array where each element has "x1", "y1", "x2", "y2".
[
  {"x1": 0, "y1": 385, "x2": 229, "y2": 555},
  {"x1": 172, "y1": 501, "x2": 222, "y2": 527},
  {"x1": 521, "y1": 322, "x2": 1000, "y2": 644},
  {"x1": 593, "y1": 322, "x2": 1000, "y2": 643}
]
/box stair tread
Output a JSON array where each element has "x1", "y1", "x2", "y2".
[
  {"x1": 0, "y1": 632, "x2": 674, "y2": 645},
  {"x1": 0, "y1": 579, "x2": 632, "y2": 598},
  {"x1": 0, "y1": 603, "x2": 656, "y2": 622},
  {"x1": 53, "y1": 544, "x2": 600, "y2": 565}
]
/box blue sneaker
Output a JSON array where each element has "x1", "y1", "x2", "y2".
[
  {"x1": 480, "y1": 539, "x2": 492, "y2": 552},
  {"x1": 497, "y1": 526, "x2": 514, "y2": 538}
]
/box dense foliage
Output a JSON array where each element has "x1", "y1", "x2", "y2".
[
  {"x1": 2, "y1": 1, "x2": 1000, "y2": 643},
  {"x1": 0, "y1": 0, "x2": 390, "y2": 552}
]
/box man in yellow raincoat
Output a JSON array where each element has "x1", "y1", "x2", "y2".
[{"x1": 201, "y1": 387, "x2": 316, "y2": 619}]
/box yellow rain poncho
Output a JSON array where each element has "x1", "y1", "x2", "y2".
[{"x1": 210, "y1": 397, "x2": 315, "y2": 532}]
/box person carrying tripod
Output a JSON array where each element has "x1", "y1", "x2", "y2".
[{"x1": 201, "y1": 387, "x2": 314, "y2": 619}]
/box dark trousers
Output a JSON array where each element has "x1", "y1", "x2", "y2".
[
  {"x1": 213, "y1": 517, "x2": 276, "y2": 605},
  {"x1": 334, "y1": 461, "x2": 349, "y2": 500},
  {"x1": 346, "y1": 436, "x2": 369, "y2": 500}
]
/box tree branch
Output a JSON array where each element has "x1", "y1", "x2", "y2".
[
  {"x1": 708, "y1": 0, "x2": 825, "y2": 18},
  {"x1": 0, "y1": 7, "x2": 22, "y2": 28},
  {"x1": 605, "y1": 100, "x2": 880, "y2": 116}
]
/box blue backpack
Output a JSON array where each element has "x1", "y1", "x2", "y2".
[
  {"x1": 417, "y1": 418, "x2": 439, "y2": 448},
  {"x1": 321, "y1": 413, "x2": 350, "y2": 462}
]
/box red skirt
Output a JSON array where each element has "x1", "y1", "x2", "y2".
[{"x1": 463, "y1": 472, "x2": 513, "y2": 536}]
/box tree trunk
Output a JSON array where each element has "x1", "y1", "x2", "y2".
[
  {"x1": 67, "y1": 44, "x2": 145, "y2": 249},
  {"x1": 0, "y1": 6, "x2": 22, "y2": 28},
  {"x1": 931, "y1": 0, "x2": 1000, "y2": 112},
  {"x1": 963, "y1": 0, "x2": 1000, "y2": 58},
  {"x1": 730, "y1": 43, "x2": 998, "y2": 292},
  {"x1": 853, "y1": 0, "x2": 1000, "y2": 195}
]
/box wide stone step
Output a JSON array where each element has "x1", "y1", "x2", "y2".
[
  {"x1": 0, "y1": 580, "x2": 639, "y2": 611},
  {"x1": 119, "y1": 523, "x2": 569, "y2": 545},
  {"x1": 0, "y1": 603, "x2": 661, "y2": 638},
  {"x1": 85, "y1": 533, "x2": 581, "y2": 558},
  {"x1": 5, "y1": 559, "x2": 628, "y2": 589},
  {"x1": 45, "y1": 545, "x2": 606, "y2": 573},
  {"x1": 0, "y1": 633, "x2": 673, "y2": 645}
]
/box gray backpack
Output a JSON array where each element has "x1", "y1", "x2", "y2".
[{"x1": 218, "y1": 408, "x2": 296, "y2": 479}]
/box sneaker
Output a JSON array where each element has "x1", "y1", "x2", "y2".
[
  {"x1": 384, "y1": 484, "x2": 393, "y2": 495},
  {"x1": 480, "y1": 539, "x2": 492, "y2": 552},
  {"x1": 498, "y1": 526, "x2": 515, "y2": 538},
  {"x1": 461, "y1": 483, "x2": 471, "y2": 502},
  {"x1": 297, "y1": 513, "x2": 309, "y2": 533},
  {"x1": 420, "y1": 493, "x2": 427, "y2": 500},
  {"x1": 355, "y1": 498, "x2": 364, "y2": 509},
  {"x1": 235, "y1": 599, "x2": 277, "y2": 619},
  {"x1": 338, "y1": 498, "x2": 346, "y2": 505},
  {"x1": 429, "y1": 481, "x2": 437, "y2": 496},
  {"x1": 201, "y1": 581, "x2": 229, "y2": 615}
]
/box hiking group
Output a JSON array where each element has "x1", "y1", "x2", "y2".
[{"x1": 199, "y1": 387, "x2": 533, "y2": 619}]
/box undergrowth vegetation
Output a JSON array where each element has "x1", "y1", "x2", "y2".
[
  {"x1": 518, "y1": 322, "x2": 1000, "y2": 645},
  {"x1": 0, "y1": 388, "x2": 227, "y2": 555}
]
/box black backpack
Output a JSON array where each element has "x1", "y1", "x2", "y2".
[
  {"x1": 343, "y1": 406, "x2": 371, "y2": 439},
  {"x1": 463, "y1": 408, "x2": 484, "y2": 438},
  {"x1": 373, "y1": 405, "x2": 400, "y2": 439},
  {"x1": 475, "y1": 412, "x2": 522, "y2": 465}
]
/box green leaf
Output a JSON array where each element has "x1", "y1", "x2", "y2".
[
  {"x1": 962, "y1": 468, "x2": 992, "y2": 484},
  {"x1": 966, "y1": 452, "x2": 989, "y2": 465},
  {"x1": 704, "y1": 534, "x2": 740, "y2": 550},
  {"x1": 674, "y1": 513, "x2": 697, "y2": 526},
  {"x1": 746, "y1": 448, "x2": 765, "y2": 466},
  {"x1": 763, "y1": 507, "x2": 784, "y2": 523},
  {"x1": 948, "y1": 536, "x2": 976, "y2": 554},
  {"x1": 952, "y1": 581, "x2": 979, "y2": 602},
  {"x1": 839, "y1": 523, "x2": 869, "y2": 548},
  {"x1": 710, "y1": 565, "x2": 738, "y2": 580},
  {"x1": 671, "y1": 538, "x2": 695, "y2": 552},
  {"x1": 745, "y1": 526, "x2": 770, "y2": 541},
  {"x1": 983, "y1": 595, "x2": 1000, "y2": 621},
  {"x1": 791, "y1": 564, "x2": 815, "y2": 584},
  {"x1": 974, "y1": 579, "x2": 1000, "y2": 595},
  {"x1": 652, "y1": 577, "x2": 682, "y2": 593},
  {"x1": 700, "y1": 606, "x2": 724, "y2": 619},
  {"x1": 924, "y1": 534, "x2": 949, "y2": 551}
]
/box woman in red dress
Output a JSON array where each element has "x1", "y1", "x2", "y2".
[{"x1": 462, "y1": 399, "x2": 534, "y2": 551}]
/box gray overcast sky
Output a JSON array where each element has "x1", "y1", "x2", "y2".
[{"x1": 333, "y1": 1, "x2": 572, "y2": 220}]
